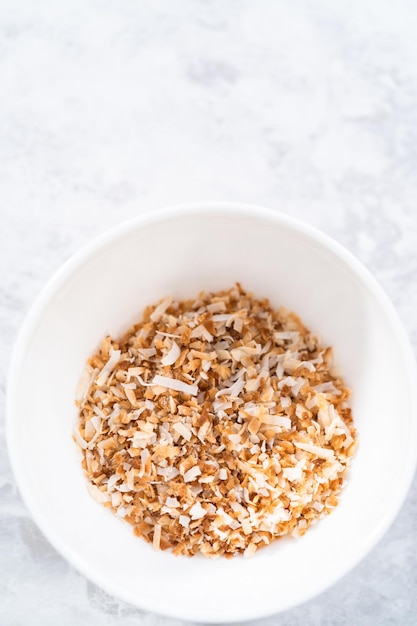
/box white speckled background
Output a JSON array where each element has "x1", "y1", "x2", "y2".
[{"x1": 1, "y1": 0, "x2": 417, "y2": 624}]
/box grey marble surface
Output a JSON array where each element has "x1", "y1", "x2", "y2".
[{"x1": 1, "y1": 1, "x2": 417, "y2": 624}]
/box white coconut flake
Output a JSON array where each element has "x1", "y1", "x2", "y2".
[
  {"x1": 138, "y1": 347, "x2": 157, "y2": 359},
  {"x1": 155, "y1": 330, "x2": 181, "y2": 338},
  {"x1": 243, "y1": 543, "x2": 257, "y2": 557},
  {"x1": 152, "y1": 375, "x2": 198, "y2": 396},
  {"x1": 189, "y1": 502, "x2": 206, "y2": 520},
  {"x1": 292, "y1": 377, "x2": 306, "y2": 396},
  {"x1": 274, "y1": 331, "x2": 300, "y2": 341},
  {"x1": 92, "y1": 404, "x2": 106, "y2": 419},
  {"x1": 74, "y1": 427, "x2": 88, "y2": 450},
  {"x1": 179, "y1": 515, "x2": 190, "y2": 528},
  {"x1": 207, "y1": 301, "x2": 226, "y2": 313},
  {"x1": 161, "y1": 341, "x2": 181, "y2": 366},
  {"x1": 140, "y1": 448, "x2": 150, "y2": 465},
  {"x1": 183, "y1": 465, "x2": 202, "y2": 482},
  {"x1": 234, "y1": 317, "x2": 244, "y2": 332},
  {"x1": 294, "y1": 441, "x2": 334, "y2": 459},
  {"x1": 150, "y1": 297, "x2": 172, "y2": 323},
  {"x1": 211, "y1": 314, "x2": 231, "y2": 322},
  {"x1": 280, "y1": 396, "x2": 291, "y2": 408},
  {"x1": 153, "y1": 523, "x2": 162, "y2": 550},
  {"x1": 216, "y1": 375, "x2": 246, "y2": 399},
  {"x1": 283, "y1": 460, "x2": 305, "y2": 482},
  {"x1": 76, "y1": 366, "x2": 95, "y2": 403},
  {"x1": 299, "y1": 361, "x2": 316, "y2": 372},
  {"x1": 116, "y1": 506, "x2": 129, "y2": 518},
  {"x1": 157, "y1": 466, "x2": 180, "y2": 480},
  {"x1": 87, "y1": 483, "x2": 110, "y2": 503},
  {"x1": 84, "y1": 418, "x2": 96, "y2": 440},
  {"x1": 107, "y1": 474, "x2": 121, "y2": 490},
  {"x1": 173, "y1": 422, "x2": 192, "y2": 442},
  {"x1": 96, "y1": 349, "x2": 121, "y2": 386},
  {"x1": 261, "y1": 414, "x2": 292, "y2": 429},
  {"x1": 313, "y1": 382, "x2": 340, "y2": 394},
  {"x1": 215, "y1": 508, "x2": 235, "y2": 527},
  {"x1": 191, "y1": 324, "x2": 214, "y2": 342},
  {"x1": 166, "y1": 496, "x2": 180, "y2": 508}
]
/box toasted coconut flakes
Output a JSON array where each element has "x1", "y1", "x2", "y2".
[
  {"x1": 151, "y1": 375, "x2": 198, "y2": 396},
  {"x1": 274, "y1": 331, "x2": 300, "y2": 342},
  {"x1": 76, "y1": 285, "x2": 356, "y2": 559}
]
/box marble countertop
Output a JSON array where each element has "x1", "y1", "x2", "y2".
[{"x1": 1, "y1": 1, "x2": 417, "y2": 624}]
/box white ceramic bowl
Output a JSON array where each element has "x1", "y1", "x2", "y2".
[{"x1": 7, "y1": 203, "x2": 417, "y2": 622}]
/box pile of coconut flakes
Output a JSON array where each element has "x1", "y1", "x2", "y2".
[{"x1": 75, "y1": 284, "x2": 357, "y2": 558}]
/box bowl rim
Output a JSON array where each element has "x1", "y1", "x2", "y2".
[{"x1": 6, "y1": 201, "x2": 417, "y2": 622}]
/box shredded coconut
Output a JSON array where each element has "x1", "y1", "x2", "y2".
[{"x1": 75, "y1": 284, "x2": 357, "y2": 558}]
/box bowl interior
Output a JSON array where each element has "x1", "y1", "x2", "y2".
[{"x1": 8, "y1": 206, "x2": 416, "y2": 622}]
